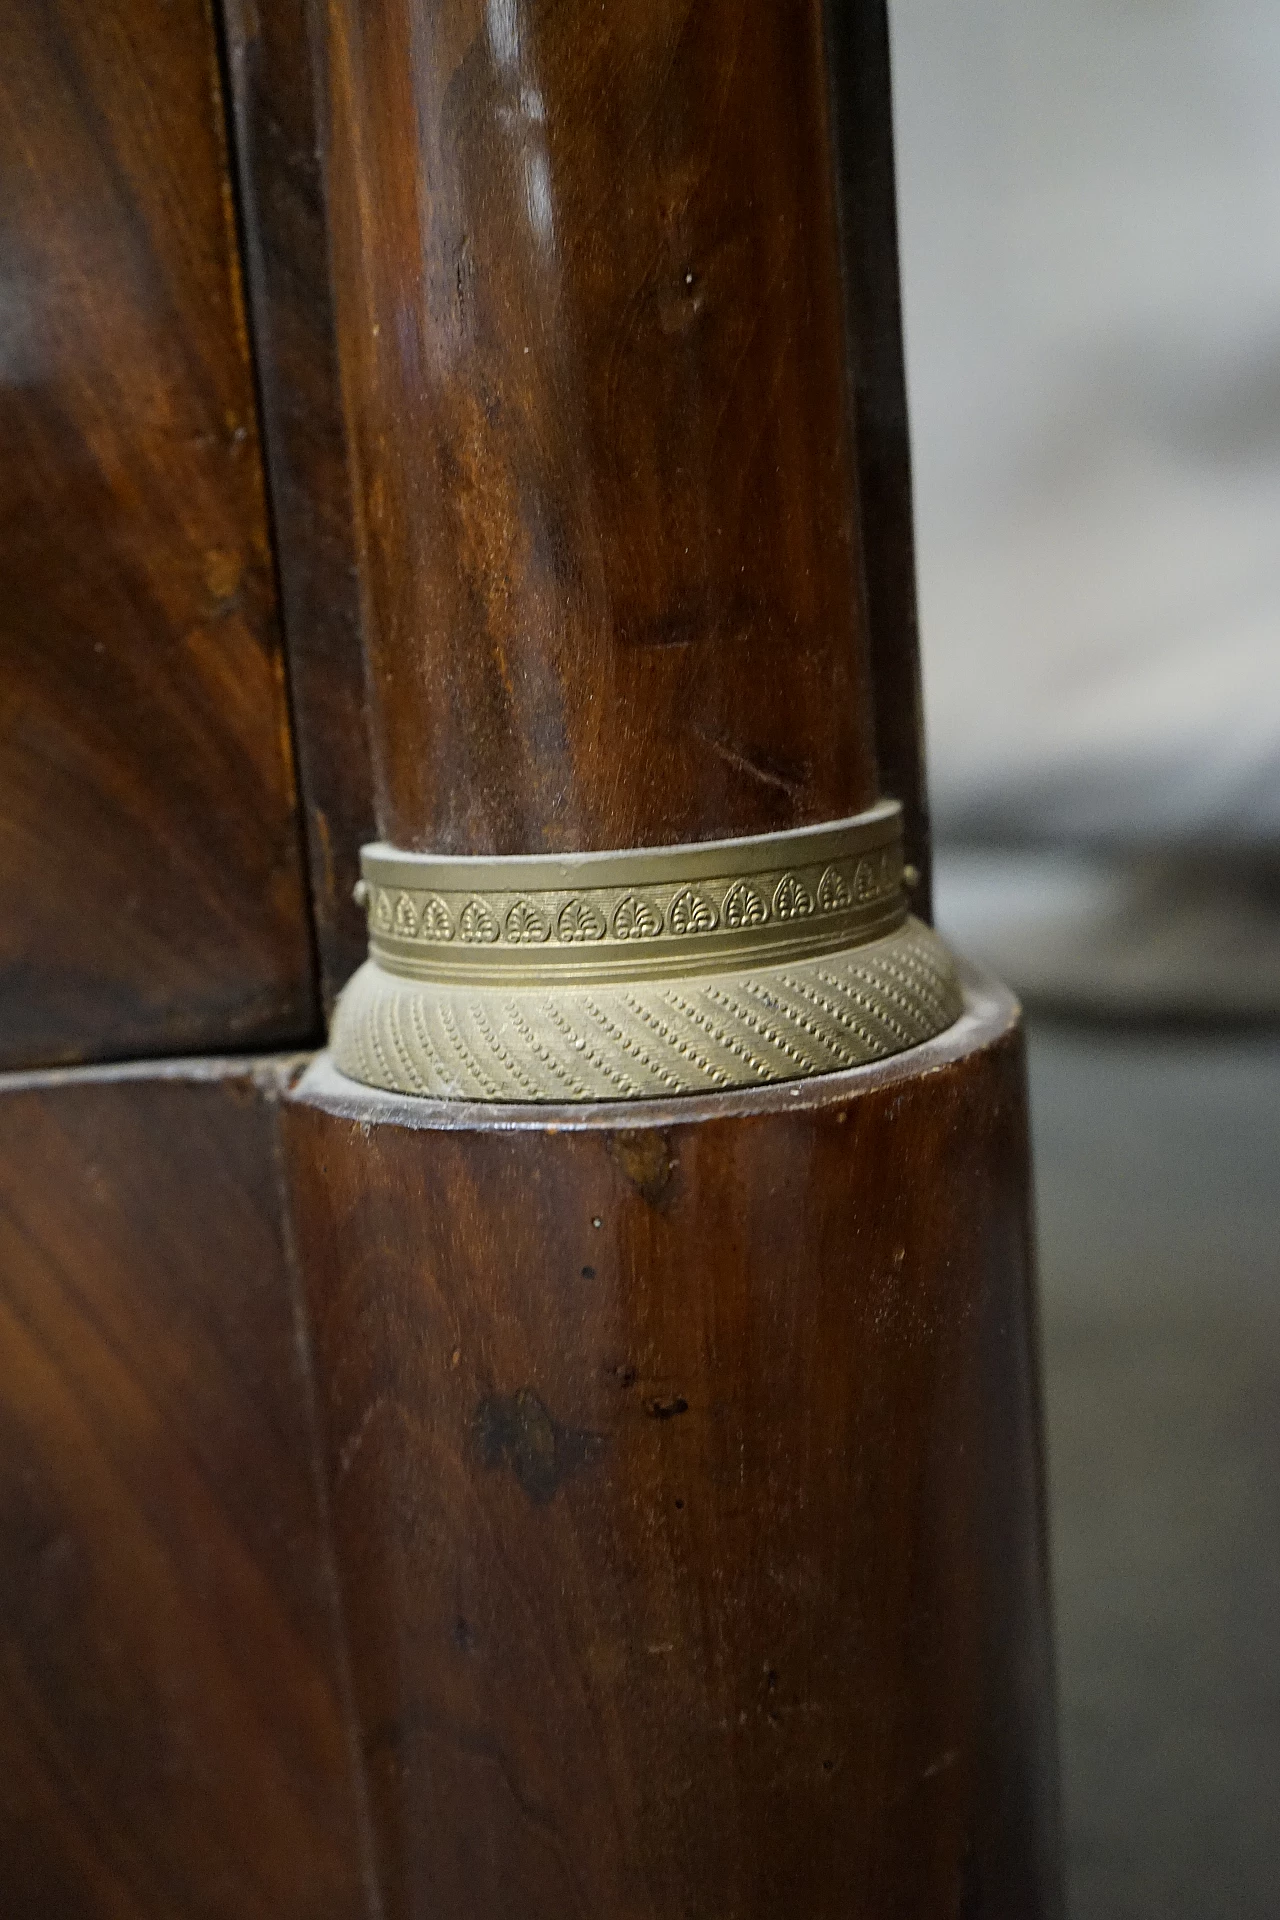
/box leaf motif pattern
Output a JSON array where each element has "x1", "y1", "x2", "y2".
[
  {"x1": 420, "y1": 897, "x2": 454, "y2": 941},
  {"x1": 459, "y1": 898, "x2": 500, "y2": 943},
  {"x1": 722, "y1": 881, "x2": 768, "y2": 928},
  {"x1": 368, "y1": 853, "x2": 902, "y2": 957},
  {"x1": 613, "y1": 895, "x2": 663, "y2": 940},
  {"x1": 668, "y1": 887, "x2": 719, "y2": 935},
  {"x1": 773, "y1": 874, "x2": 814, "y2": 921},
  {"x1": 505, "y1": 899, "x2": 549, "y2": 944},
  {"x1": 558, "y1": 898, "x2": 607, "y2": 943},
  {"x1": 817, "y1": 865, "x2": 851, "y2": 912}
]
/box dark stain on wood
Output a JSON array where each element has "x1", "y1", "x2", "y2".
[
  {"x1": 608, "y1": 1129, "x2": 677, "y2": 1208},
  {"x1": 474, "y1": 1388, "x2": 606, "y2": 1506}
]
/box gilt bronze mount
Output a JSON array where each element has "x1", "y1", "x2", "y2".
[{"x1": 331, "y1": 802, "x2": 962, "y2": 1102}]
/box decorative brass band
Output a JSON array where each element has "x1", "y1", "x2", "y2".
[
  {"x1": 330, "y1": 804, "x2": 964, "y2": 1102},
  {"x1": 356, "y1": 801, "x2": 906, "y2": 983}
]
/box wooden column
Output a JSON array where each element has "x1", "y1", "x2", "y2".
[
  {"x1": 289, "y1": 4, "x2": 1062, "y2": 1915},
  {"x1": 321, "y1": 0, "x2": 880, "y2": 854},
  {"x1": 283, "y1": 983, "x2": 1059, "y2": 1918}
]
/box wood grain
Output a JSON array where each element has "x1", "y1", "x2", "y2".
[
  {"x1": 0, "y1": 1058, "x2": 368, "y2": 1920},
  {"x1": 826, "y1": 0, "x2": 933, "y2": 917},
  {"x1": 284, "y1": 974, "x2": 1061, "y2": 1919},
  {"x1": 0, "y1": 0, "x2": 316, "y2": 1068},
  {"x1": 222, "y1": 0, "x2": 376, "y2": 1011},
  {"x1": 320, "y1": 0, "x2": 881, "y2": 856}
]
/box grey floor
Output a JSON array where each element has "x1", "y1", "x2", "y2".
[{"x1": 1028, "y1": 1020, "x2": 1280, "y2": 1918}]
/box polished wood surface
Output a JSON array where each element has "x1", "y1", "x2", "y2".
[
  {"x1": 0, "y1": 6, "x2": 1058, "y2": 1914},
  {"x1": 0, "y1": 1060, "x2": 367, "y2": 1920},
  {"x1": 321, "y1": 0, "x2": 880, "y2": 856},
  {"x1": 223, "y1": 0, "x2": 376, "y2": 1010},
  {"x1": 284, "y1": 976, "x2": 1060, "y2": 1919},
  {"x1": 0, "y1": 0, "x2": 316, "y2": 1068}
]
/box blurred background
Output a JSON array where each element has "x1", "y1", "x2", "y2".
[{"x1": 888, "y1": 2, "x2": 1280, "y2": 1913}]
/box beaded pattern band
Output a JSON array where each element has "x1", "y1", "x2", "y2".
[{"x1": 330, "y1": 803, "x2": 962, "y2": 1102}]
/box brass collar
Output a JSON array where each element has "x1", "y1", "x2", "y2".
[
  {"x1": 357, "y1": 801, "x2": 907, "y2": 988},
  {"x1": 331, "y1": 803, "x2": 962, "y2": 1104}
]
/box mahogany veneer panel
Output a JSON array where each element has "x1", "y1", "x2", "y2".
[
  {"x1": 0, "y1": 1061, "x2": 366, "y2": 1920},
  {"x1": 0, "y1": 0, "x2": 316, "y2": 1068},
  {"x1": 284, "y1": 975, "x2": 1060, "y2": 1919}
]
